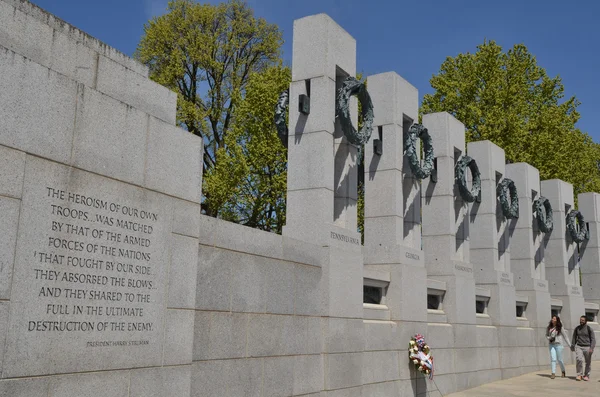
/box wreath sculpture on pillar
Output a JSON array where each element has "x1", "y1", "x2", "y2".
[
  {"x1": 533, "y1": 197, "x2": 554, "y2": 234},
  {"x1": 404, "y1": 124, "x2": 435, "y2": 179},
  {"x1": 497, "y1": 178, "x2": 519, "y2": 219},
  {"x1": 566, "y1": 210, "x2": 589, "y2": 243},
  {"x1": 274, "y1": 89, "x2": 289, "y2": 143},
  {"x1": 408, "y1": 334, "x2": 434, "y2": 379},
  {"x1": 336, "y1": 76, "x2": 374, "y2": 148},
  {"x1": 455, "y1": 155, "x2": 481, "y2": 203}
]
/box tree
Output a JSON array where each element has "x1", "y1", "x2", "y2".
[
  {"x1": 203, "y1": 65, "x2": 290, "y2": 232},
  {"x1": 355, "y1": 73, "x2": 366, "y2": 242},
  {"x1": 421, "y1": 41, "x2": 600, "y2": 198},
  {"x1": 357, "y1": 181, "x2": 365, "y2": 243},
  {"x1": 136, "y1": 0, "x2": 283, "y2": 215}
]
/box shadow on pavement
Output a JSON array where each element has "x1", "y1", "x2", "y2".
[{"x1": 536, "y1": 374, "x2": 581, "y2": 381}]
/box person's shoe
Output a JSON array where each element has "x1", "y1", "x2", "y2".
[
  {"x1": 583, "y1": 376, "x2": 589, "y2": 381},
  {"x1": 561, "y1": 371, "x2": 566, "y2": 378},
  {"x1": 551, "y1": 373, "x2": 555, "y2": 379},
  {"x1": 576, "y1": 376, "x2": 582, "y2": 381}
]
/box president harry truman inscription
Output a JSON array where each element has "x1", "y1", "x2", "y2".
[
  {"x1": 4, "y1": 159, "x2": 170, "y2": 377},
  {"x1": 30, "y1": 186, "x2": 156, "y2": 335}
]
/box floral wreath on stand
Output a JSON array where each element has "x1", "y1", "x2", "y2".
[{"x1": 408, "y1": 334, "x2": 434, "y2": 379}]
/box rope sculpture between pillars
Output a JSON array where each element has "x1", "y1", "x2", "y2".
[
  {"x1": 455, "y1": 155, "x2": 481, "y2": 203},
  {"x1": 566, "y1": 210, "x2": 590, "y2": 243},
  {"x1": 336, "y1": 76, "x2": 374, "y2": 152},
  {"x1": 497, "y1": 178, "x2": 519, "y2": 219},
  {"x1": 533, "y1": 197, "x2": 554, "y2": 234},
  {"x1": 404, "y1": 124, "x2": 435, "y2": 179}
]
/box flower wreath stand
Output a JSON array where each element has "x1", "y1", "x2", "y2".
[{"x1": 408, "y1": 334, "x2": 434, "y2": 379}]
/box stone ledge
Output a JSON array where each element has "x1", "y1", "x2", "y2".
[
  {"x1": 3, "y1": 0, "x2": 149, "y2": 77},
  {"x1": 96, "y1": 56, "x2": 176, "y2": 125},
  {"x1": 199, "y1": 215, "x2": 323, "y2": 267}
]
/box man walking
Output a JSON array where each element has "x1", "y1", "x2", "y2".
[{"x1": 571, "y1": 315, "x2": 596, "y2": 381}]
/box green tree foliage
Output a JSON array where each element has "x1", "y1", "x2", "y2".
[
  {"x1": 421, "y1": 41, "x2": 600, "y2": 198},
  {"x1": 356, "y1": 73, "x2": 365, "y2": 242},
  {"x1": 357, "y1": 181, "x2": 365, "y2": 243},
  {"x1": 136, "y1": 0, "x2": 283, "y2": 215},
  {"x1": 203, "y1": 65, "x2": 290, "y2": 232}
]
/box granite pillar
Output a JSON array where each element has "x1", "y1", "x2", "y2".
[
  {"x1": 579, "y1": 192, "x2": 600, "y2": 307},
  {"x1": 363, "y1": 72, "x2": 426, "y2": 323},
  {"x1": 422, "y1": 112, "x2": 476, "y2": 325},
  {"x1": 468, "y1": 140, "x2": 516, "y2": 329},
  {"x1": 282, "y1": 14, "x2": 364, "y2": 395},
  {"x1": 362, "y1": 74, "x2": 428, "y2": 394},
  {"x1": 422, "y1": 112, "x2": 478, "y2": 394},
  {"x1": 505, "y1": 163, "x2": 552, "y2": 368},
  {"x1": 541, "y1": 180, "x2": 585, "y2": 332},
  {"x1": 578, "y1": 192, "x2": 600, "y2": 357}
]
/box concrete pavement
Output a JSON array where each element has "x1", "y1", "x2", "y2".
[{"x1": 445, "y1": 361, "x2": 600, "y2": 396}]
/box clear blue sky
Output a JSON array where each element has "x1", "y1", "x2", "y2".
[{"x1": 33, "y1": 0, "x2": 600, "y2": 143}]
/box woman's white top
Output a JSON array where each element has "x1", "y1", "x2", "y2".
[{"x1": 547, "y1": 327, "x2": 571, "y2": 346}]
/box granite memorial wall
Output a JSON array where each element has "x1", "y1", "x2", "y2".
[{"x1": 0, "y1": 1, "x2": 598, "y2": 396}]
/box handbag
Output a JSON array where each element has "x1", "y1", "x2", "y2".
[{"x1": 548, "y1": 328, "x2": 557, "y2": 344}]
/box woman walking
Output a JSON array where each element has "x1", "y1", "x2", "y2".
[{"x1": 546, "y1": 315, "x2": 570, "y2": 379}]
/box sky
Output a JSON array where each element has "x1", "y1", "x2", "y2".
[{"x1": 32, "y1": 0, "x2": 600, "y2": 143}]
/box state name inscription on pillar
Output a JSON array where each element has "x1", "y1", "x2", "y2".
[{"x1": 4, "y1": 159, "x2": 170, "y2": 378}]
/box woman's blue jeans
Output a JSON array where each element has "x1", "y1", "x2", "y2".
[{"x1": 549, "y1": 344, "x2": 565, "y2": 374}]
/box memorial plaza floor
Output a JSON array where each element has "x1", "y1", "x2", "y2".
[{"x1": 446, "y1": 361, "x2": 600, "y2": 396}]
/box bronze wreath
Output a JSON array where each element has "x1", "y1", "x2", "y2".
[
  {"x1": 335, "y1": 77, "x2": 374, "y2": 147},
  {"x1": 497, "y1": 178, "x2": 519, "y2": 219},
  {"x1": 566, "y1": 210, "x2": 589, "y2": 243},
  {"x1": 455, "y1": 155, "x2": 481, "y2": 203},
  {"x1": 274, "y1": 89, "x2": 289, "y2": 142},
  {"x1": 404, "y1": 124, "x2": 434, "y2": 180},
  {"x1": 533, "y1": 197, "x2": 553, "y2": 234}
]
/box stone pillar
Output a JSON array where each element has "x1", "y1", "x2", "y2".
[
  {"x1": 283, "y1": 13, "x2": 358, "y2": 246},
  {"x1": 422, "y1": 112, "x2": 475, "y2": 324},
  {"x1": 363, "y1": 72, "x2": 422, "y2": 260},
  {"x1": 469, "y1": 143, "x2": 531, "y2": 378},
  {"x1": 578, "y1": 192, "x2": 600, "y2": 360},
  {"x1": 422, "y1": 112, "x2": 477, "y2": 394},
  {"x1": 579, "y1": 192, "x2": 600, "y2": 307},
  {"x1": 362, "y1": 72, "x2": 428, "y2": 392},
  {"x1": 506, "y1": 163, "x2": 551, "y2": 371},
  {"x1": 282, "y1": 14, "x2": 364, "y2": 395},
  {"x1": 541, "y1": 180, "x2": 585, "y2": 332},
  {"x1": 363, "y1": 71, "x2": 426, "y2": 318},
  {"x1": 468, "y1": 141, "x2": 516, "y2": 329},
  {"x1": 578, "y1": 192, "x2": 600, "y2": 331}
]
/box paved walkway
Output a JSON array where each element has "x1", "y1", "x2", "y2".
[{"x1": 446, "y1": 361, "x2": 600, "y2": 396}]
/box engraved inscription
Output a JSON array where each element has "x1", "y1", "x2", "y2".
[
  {"x1": 405, "y1": 252, "x2": 420, "y2": 260},
  {"x1": 454, "y1": 264, "x2": 473, "y2": 273},
  {"x1": 4, "y1": 160, "x2": 169, "y2": 377},
  {"x1": 27, "y1": 187, "x2": 159, "y2": 337},
  {"x1": 330, "y1": 231, "x2": 360, "y2": 245}
]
